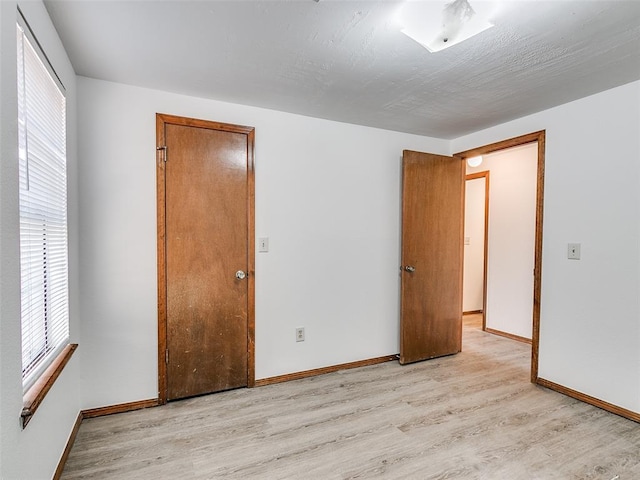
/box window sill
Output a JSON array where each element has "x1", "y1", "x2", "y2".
[{"x1": 21, "y1": 343, "x2": 78, "y2": 428}]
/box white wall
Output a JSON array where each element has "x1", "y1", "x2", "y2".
[
  {"x1": 467, "y1": 144, "x2": 538, "y2": 339},
  {"x1": 79, "y1": 78, "x2": 640, "y2": 416},
  {"x1": 452, "y1": 81, "x2": 640, "y2": 413},
  {"x1": 0, "y1": 1, "x2": 81, "y2": 479},
  {"x1": 463, "y1": 177, "x2": 485, "y2": 312},
  {"x1": 76, "y1": 77, "x2": 449, "y2": 408}
]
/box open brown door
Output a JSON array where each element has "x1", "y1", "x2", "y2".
[
  {"x1": 400, "y1": 150, "x2": 465, "y2": 364},
  {"x1": 157, "y1": 114, "x2": 255, "y2": 402}
]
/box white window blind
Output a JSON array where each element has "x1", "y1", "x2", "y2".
[{"x1": 17, "y1": 17, "x2": 69, "y2": 391}]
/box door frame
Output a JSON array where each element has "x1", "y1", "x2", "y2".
[
  {"x1": 455, "y1": 130, "x2": 545, "y2": 383},
  {"x1": 464, "y1": 171, "x2": 490, "y2": 330},
  {"x1": 156, "y1": 113, "x2": 256, "y2": 404}
]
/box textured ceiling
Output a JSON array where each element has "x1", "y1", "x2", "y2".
[{"x1": 44, "y1": 0, "x2": 640, "y2": 139}]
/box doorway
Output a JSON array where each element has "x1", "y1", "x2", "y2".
[
  {"x1": 456, "y1": 131, "x2": 545, "y2": 381},
  {"x1": 463, "y1": 171, "x2": 489, "y2": 323},
  {"x1": 156, "y1": 114, "x2": 255, "y2": 403},
  {"x1": 463, "y1": 143, "x2": 538, "y2": 344},
  {"x1": 399, "y1": 131, "x2": 545, "y2": 381}
]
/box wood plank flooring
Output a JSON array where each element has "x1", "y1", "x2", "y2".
[{"x1": 61, "y1": 315, "x2": 640, "y2": 479}]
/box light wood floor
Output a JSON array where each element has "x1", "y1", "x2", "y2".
[{"x1": 62, "y1": 315, "x2": 640, "y2": 479}]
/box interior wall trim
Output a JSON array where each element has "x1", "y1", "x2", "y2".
[
  {"x1": 22, "y1": 343, "x2": 78, "y2": 428},
  {"x1": 82, "y1": 398, "x2": 159, "y2": 419},
  {"x1": 485, "y1": 327, "x2": 532, "y2": 345},
  {"x1": 255, "y1": 355, "x2": 398, "y2": 387},
  {"x1": 53, "y1": 412, "x2": 83, "y2": 480},
  {"x1": 54, "y1": 399, "x2": 160, "y2": 478},
  {"x1": 536, "y1": 377, "x2": 640, "y2": 423}
]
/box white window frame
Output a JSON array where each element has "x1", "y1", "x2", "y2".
[{"x1": 17, "y1": 9, "x2": 70, "y2": 393}]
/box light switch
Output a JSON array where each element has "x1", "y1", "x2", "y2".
[
  {"x1": 567, "y1": 243, "x2": 581, "y2": 260},
  {"x1": 258, "y1": 237, "x2": 269, "y2": 253},
  {"x1": 464, "y1": 237, "x2": 470, "y2": 245}
]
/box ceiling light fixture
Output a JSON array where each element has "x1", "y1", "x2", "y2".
[
  {"x1": 467, "y1": 155, "x2": 483, "y2": 167},
  {"x1": 398, "y1": 0, "x2": 494, "y2": 53}
]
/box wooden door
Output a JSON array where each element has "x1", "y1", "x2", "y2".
[
  {"x1": 157, "y1": 114, "x2": 255, "y2": 402},
  {"x1": 400, "y1": 150, "x2": 465, "y2": 364}
]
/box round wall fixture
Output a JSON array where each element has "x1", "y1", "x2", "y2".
[{"x1": 467, "y1": 155, "x2": 483, "y2": 167}]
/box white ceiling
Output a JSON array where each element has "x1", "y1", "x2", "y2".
[{"x1": 44, "y1": 0, "x2": 640, "y2": 139}]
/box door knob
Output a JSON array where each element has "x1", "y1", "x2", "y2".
[
  {"x1": 235, "y1": 270, "x2": 247, "y2": 280},
  {"x1": 404, "y1": 265, "x2": 416, "y2": 272}
]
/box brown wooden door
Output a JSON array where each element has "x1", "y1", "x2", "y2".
[
  {"x1": 157, "y1": 114, "x2": 255, "y2": 401},
  {"x1": 400, "y1": 150, "x2": 465, "y2": 364}
]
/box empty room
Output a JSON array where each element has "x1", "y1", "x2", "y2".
[{"x1": 1, "y1": 1, "x2": 639, "y2": 479}]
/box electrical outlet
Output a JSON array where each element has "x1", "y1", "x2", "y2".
[{"x1": 295, "y1": 327, "x2": 305, "y2": 342}]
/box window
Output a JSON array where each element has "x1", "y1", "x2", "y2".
[{"x1": 17, "y1": 14, "x2": 69, "y2": 391}]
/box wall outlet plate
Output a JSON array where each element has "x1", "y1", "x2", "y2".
[
  {"x1": 567, "y1": 243, "x2": 581, "y2": 260},
  {"x1": 258, "y1": 237, "x2": 269, "y2": 253},
  {"x1": 295, "y1": 327, "x2": 305, "y2": 342}
]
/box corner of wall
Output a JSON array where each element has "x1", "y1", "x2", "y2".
[{"x1": 1, "y1": 1, "x2": 82, "y2": 478}]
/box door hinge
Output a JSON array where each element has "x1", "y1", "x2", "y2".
[
  {"x1": 165, "y1": 349, "x2": 169, "y2": 364},
  {"x1": 157, "y1": 145, "x2": 167, "y2": 162}
]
